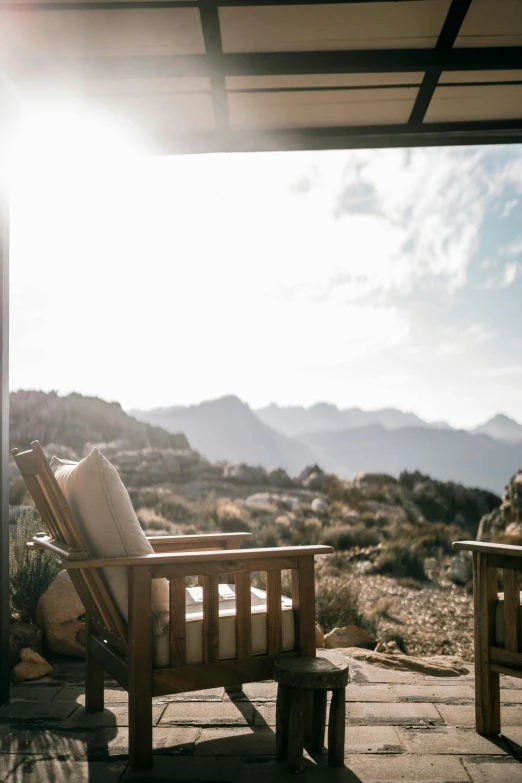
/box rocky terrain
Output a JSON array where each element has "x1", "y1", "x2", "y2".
[{"x1": 9, "y1": 390, "x2": 522, "y2": 663}]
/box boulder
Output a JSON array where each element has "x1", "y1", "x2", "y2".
[
  {"x1": 324, "y1": 625, "x2": 376, "y2": 650},
  {"x1": 9, "y1": 621, "x2": 43, "y2": 667},
  {"x1": 298, "y1": 465, "x2": 327, "y2": 491},
  {"x1": 311, "y1": 497, "x2": 329, "y2": 514},
  {"x1": 266, "y1": 468, "x2": 293, "y2": 488},
  {"x1": 12, "y1": 648, "x2": 53, "y2": 682},
  {"x1": 315, "y1": 623, "x2": 325, "y2": 648},
  {"x1": 332, "y1": 648, "x2": 469, "y2": 677},
  {"x1": 223, "y1": 463, "x2": 268, "y2": 484},
  {"x1": 478, "y1": 470, "x2": 522, "y2": 541},
  {"x1": 447, "y1": 552, "x2": 472, "y2": 585},
  {"x1": 36, "y1": 571, "x2": 86, "y2": 657},
  {"x1": 245, "y1": 493, "x2": 274, "y2": 509}
]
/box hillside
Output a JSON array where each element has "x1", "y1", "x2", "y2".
[
  {"x1": 10, "y1": 390, "x2": 189, "y2": 453},
  {"x1": 299, "y1": 424, "x2": 522, "y2": 495},
  {"x1": 256, "y1": 402, "x2": 452, "y2": 437},
  {"x1": 131, "y1": 395, "x2": 316, "y2": 474}
]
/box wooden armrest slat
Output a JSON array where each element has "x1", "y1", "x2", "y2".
[
  {"x1": 504, "y1": 570, "x2": 521, "y2": 653},
  {"x1": 267, "y1": 570, "x2": 283, "y2": 657},
  {"x1": 235, "y1": 572, "x2": 252, "y2": 660},
  {"x1": 61, "y1": 545, "x2": 333, "y2": 570},
  {"x1": 203, "y1": 575, "x2": 220, "y2": 664},
  {"x1": 169, "y1": 578, "x2": 186, "y2": 667},
  {"x1": 27, "y1": 534, "x2": 88, "y2": 561},
  {"x1": 454, "y1": 540, "x2": 522, "y2": 557}
]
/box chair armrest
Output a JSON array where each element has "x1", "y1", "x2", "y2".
[
  {"x1": 147, "y1": 531, "x2": 252, "y2": 552},
  {"x1": 453, "y1": 540, "x2": 522, "y2": 557},
  {"x1": 59, "y1": 544, "x2": 333, "y2": 572}
]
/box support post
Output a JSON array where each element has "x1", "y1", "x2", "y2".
[{"x1": 0, "y1": 189, "x2": 9, "y2": 706}]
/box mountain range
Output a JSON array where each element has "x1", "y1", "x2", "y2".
[{"x1": 132, "y1": 397, "x2": 522, "y2": 495}]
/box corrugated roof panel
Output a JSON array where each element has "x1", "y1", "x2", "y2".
[{"x1": 425, "y1": 84, "x2": 522, "y2": 122}]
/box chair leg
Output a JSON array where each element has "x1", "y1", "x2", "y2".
[
  {"x1": 287, "y1": 689, "x2": 305, "y2": 773},
  {"x1": 473, "y1": 552, "x2": 501, "y2": 736},
  {"x1": 311, "y1": 690, "x2": 327, "y2": 753},
  {"x1": 85, "y1": 624, "x2": 104, "y2": 712},
  {"x1": 276, "y1": 684, "x2": 291, "y2": 761},
  {"x1": 328, "y1": 688, "x2": 345, "y2": 767}
]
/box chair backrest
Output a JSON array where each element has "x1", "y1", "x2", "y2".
[{"x1": 12, "y1": 441, "x2": 127, "y2": 642}]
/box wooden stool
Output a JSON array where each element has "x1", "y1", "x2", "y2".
[{"x1": 274, "y1": 657, "x2": 349, "y2": 773}]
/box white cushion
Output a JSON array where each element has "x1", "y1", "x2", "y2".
[
  {"x1": 51, "y1": 449, "x2": 169, "y2": 636},
  {"x1": 154, "y1": 583, "x2": 295, "y2": 667},
  {"x1": 495, "y1": 591, "x2": 522, "y2": 648}
]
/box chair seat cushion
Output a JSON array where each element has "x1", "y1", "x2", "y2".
[
  {"x1": 154, "y1": 583, "x2": 295, "y2": 667},
  {"x1": 495, "y1": 591, "x2": 522, "y2": 647},
  {"x1": 52, "y1": 449, "x2": 170, "y2": 636}
]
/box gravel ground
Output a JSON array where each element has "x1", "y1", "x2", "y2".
[{"x1": 357, "y1": 567, "x2": 475, "y2": 661}]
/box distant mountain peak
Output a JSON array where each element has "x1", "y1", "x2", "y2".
[{"x1": 473, "y1": 413, "x2": 522, "y2": 443}]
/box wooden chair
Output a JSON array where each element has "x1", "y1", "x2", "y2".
[
  {"x1": 453, "y1": 540, "x2": 522, "y2": 737},
  {"x1": 12, "y1": 441, "x2": 332, "y2": 771}
]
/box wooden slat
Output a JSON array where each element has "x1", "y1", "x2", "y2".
[
  {"x1": 147, "y1": 532, "x2": 252, "y2": 551},
  {"x1": 202, "y1": 575, "x2": 219, "y2": 664},
  {"x1": 454, "y1": 540, "x2": 522, "y2": 558},
  {"x1": 27, "y1": 534, "x2": 88, "y2": 560},
  {"x1": 266, "y1": 569, "x2": 282, "y2": 657},
  {"x1": 169, "y1": 577, "x2": 186, "y2": 667},
  {"x1": 487, "y1": 554, "x2": 522, "y2": 572},
  {"x1": 62, "y1": 545, "x2": 331, "y2": 570},
  {"x1": 235, "y1": 571, "x2": 252, "y2": 660},
  {"x1": 128, "y1": 566, "x2": 153, "y2": 771},
  {"x1": 90, "y1": 634, "x2": 129, "y2": 690},
  {"x1": 292, "y1": 556, "x2": 316, "y2": 657},
  {"x1": 503, "y1": 569, "x2": 520, "y2": 653},
  {"x1": 473, "y1": 552, "x2": 500, "y2": 735},
  {"x1": 490, "y1": 646, "x2": 522, "y2": 674},
  {"x1": 152, "y1": 652, "x2": 298, "y2": 697}
]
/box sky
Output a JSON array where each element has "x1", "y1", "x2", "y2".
[{"x1": 6, "y1": 111, "x2": 522, "y2": 429}]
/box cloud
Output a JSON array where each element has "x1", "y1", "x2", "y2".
[{"x1": 501, "y1": 198, "x2": 519, "y2": 218}]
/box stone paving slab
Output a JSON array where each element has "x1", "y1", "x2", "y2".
[
  {"x1": 161, "y1": 701, "x2": 252, "y2": 726},
  {"x1": 0, "y1": 754, "x2": 24, "y2": 782},
  {"x1": 0, "y1": 701, "x2": 77, "y2": 723},
  {"x1": 0, "y1": 725, "x2": 93, "y2": 756},
  {"x1": 56, "y1": 687, "x2": 128, "y2": 705},
  {"x1": 502, "y1": 690, "x2": 522, "y2": 704},
  {"x1": 122, "y1": 755, "x2": 242, "y2": 780},
  {"x1": 195, "y1": 727, "x2": 276, "y2": 755},
  {"x1": 155, "y1": 688, "x2": 225, "y2": 702},
  {"x1": 500, "y1": 727, "x2": 522, "y2": 756},
  {"x1": 346, "y1": 701, "x2": 442, "y2": 726},
  {"x1": 397, "y1": 726, "x2": 511, "y2": 755},
  {"x1": 462, "y1": 757, "x2": 522, "y2": 783},
  {"x1": 4, "y1": 757, "x2": 126, "y2": 782},
  {"x1": 391, "y1": 684, "x2": 475, "y2": 703},
  {"x1": 9, "y1": 685, "x2": 64, "y2": 703},
  {"x1": 64, "y1": 704, "x2": 166, "y2": 728},
  {"x1": 228, "y1": 682, "x2": 277, "y2": 702},
  {"x1": 344, "y1": 726, "x2": 404, "y2": 754},
  {"x1": 90, "y1": 726, "x2": 200, "y2": 759},
  {"x1": 345, "y1": 754, "x2": 473, "y2": 782},
  {"x1": 437, "y1": 704, "x2": 522, "y2": 727}
]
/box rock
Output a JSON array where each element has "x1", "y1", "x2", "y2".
[
  {"x1": 332, "y1": 647, "x2": 469, "y2": 677},
  {"x1": 9, "y1": 621, "x2": 44, "y2": 667},
  {"x1": 374, "y1": 641, "x2": 387, "y2": 653},
  {"x1": 478, "y1": 470, "x2": 522, "y2": 541},
  {"x1": 223, "y1": 463, "x2": 268, "y2": 484},
  {"x1": 266, "y1": 468, "x2": 293, "y2": 487},
  {"x1": 311, "y1": 497, "x2": 329, "y2": 514},
  {"x1": 12, "y1": 648, "x2": 53, "y2": 682},
  {"x1": 245, "y1": 492, "x2": 274, "y2": 509},
  {"x1": 298, "y1": 465, "x2": 327, "y2": 491},
  {"x1": 447, "y1": 552, "x2": 472, "y2": 585},
  {"x1": 315, "y1": 623, "x2": 325, "y2": 648},
  {"x1": 36, "y1": 571, "x2": 86, "y2": 657},
  {"x1": 324, "y1": 625, "x2": 376, "y2": 650}
]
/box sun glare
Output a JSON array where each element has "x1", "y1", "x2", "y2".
[{"x1": 7, "y1": 103, "x2": 144, "y2": 185}]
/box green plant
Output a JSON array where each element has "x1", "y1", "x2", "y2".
[
  {"x1": 375, "y1": 543, "x2": 426, "y2": 581},
  {"x1": 315, "y1": 578, "x2": 376, "y2": 635},
  {"x1": 9, "y1": 505, "x2": 61, "y2": 623}
]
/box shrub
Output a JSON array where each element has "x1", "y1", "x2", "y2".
[
  {"x1": 321, "y1": 524, "x2": 380, "y2": 551},
  {"x1": 375, "y1": 544, "x2": 426, "y2": 581},
  {"x1": 9, "y1": 505, "x2": 61, "y2": 623},
  {"x1": 315, "y1": 579, "x2": 376, "y2": 635}
]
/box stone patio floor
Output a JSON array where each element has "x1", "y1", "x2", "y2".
[{"x1": 1, "y1": 650, "x2": 522, "y2": 783}]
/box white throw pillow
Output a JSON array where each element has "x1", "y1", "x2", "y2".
[{"x1": 51, "y1": 448, "x2": 169, "y2": 636}]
